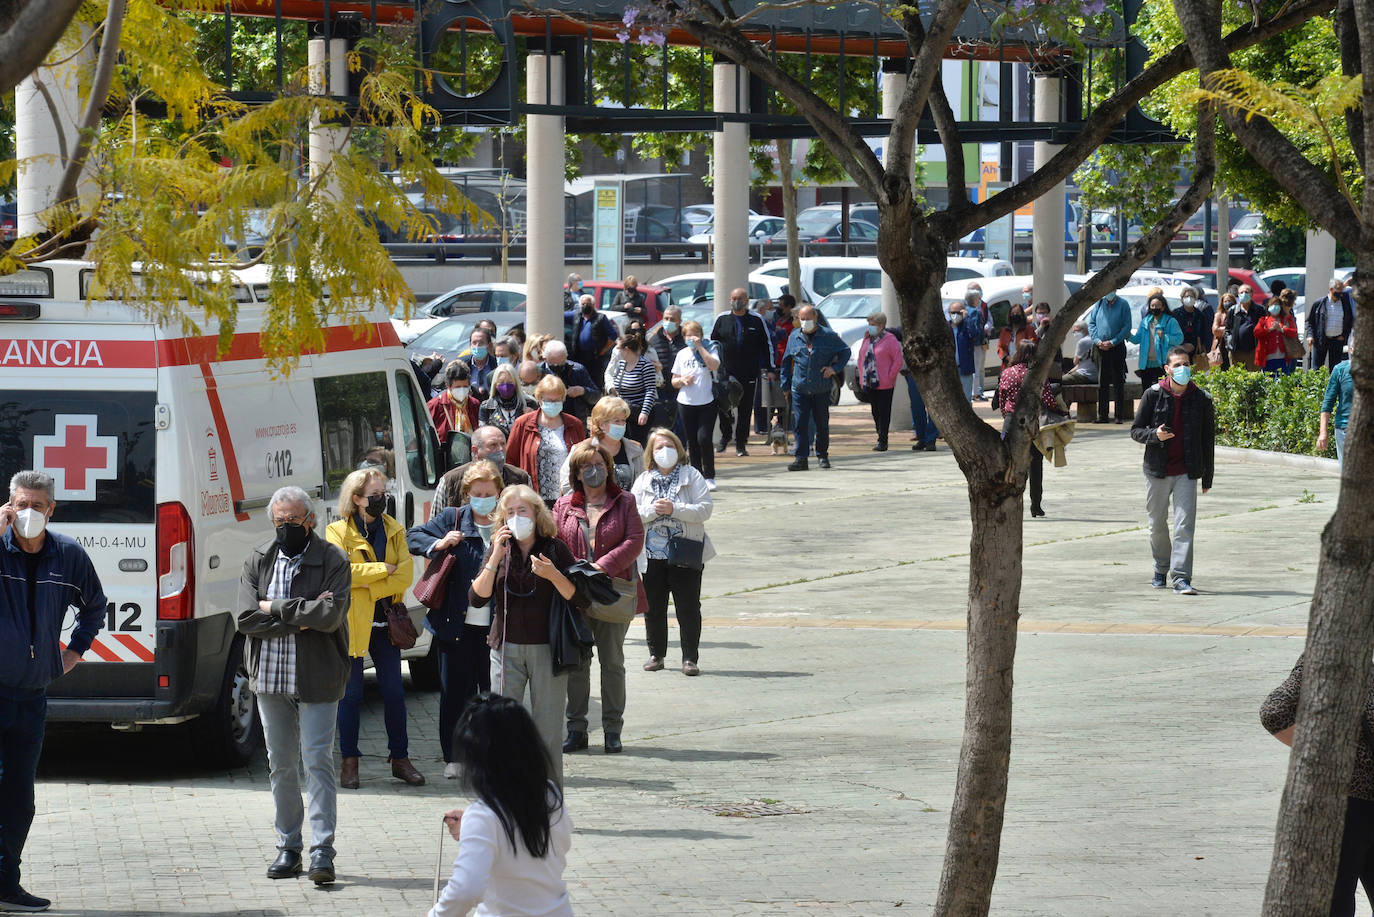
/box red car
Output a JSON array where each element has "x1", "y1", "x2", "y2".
[
  {"x1": 577, "y1": 280, "x2": 668, "y2": 326},
  {"x1": 1176, "y1": 268, "x2": 1272, "y2": 305}
]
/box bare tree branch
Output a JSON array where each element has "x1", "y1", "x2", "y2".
[
  {"x1": 928, "y1": 76, "x2": 969, "y2": 219},
  {"x1": 0, "y1": 0, "x2": 86, "y2": 97},
  {"x1": 956, "y1": 0, "x2": 1335, "y2": 237},
  {"x1": 28, "y1": 75, "x2": 68, "y2": 162},
  {"x1": 55, "y1": 0, "x2": 126, "y2": 206}
]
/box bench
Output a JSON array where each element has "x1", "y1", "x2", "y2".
[{"x1": 1060, "y1": 381, "x2": 1144, "y2": 423}]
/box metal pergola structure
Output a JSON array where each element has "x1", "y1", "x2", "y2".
[{"x1": 217, "y1": 0, "x2": 1176, "y2": 145}]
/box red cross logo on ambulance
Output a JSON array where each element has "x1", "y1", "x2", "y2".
[{"x1": 33, "y1": 414, "x2": 118, "y2": 501}]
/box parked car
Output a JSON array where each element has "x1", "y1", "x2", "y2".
[
  {"x1": 390, "y1": 282, "x2": 529, "y2": 343},
  {"x1": 654, "y1": 272, "x2": 774, "y2": 311},
  {"x1": 687, "y1": 214, "x2": 787, "y2": 245},
  {"x1": 794, "y1": 213, "x2": 879, "y2": 244},
  {"x1": 945, "y1": 256, "x2": 1016, "y2": 282},
  {"x1": 681, "y1": 203, "x2": 759, "y2": 228},
  {"x1": 405, "y1": 309, "x2": 630, "y2": 371},
  {"x1": 579, "y1": 280, "x2": 668, "y2": 325},
  {"x1": 1229, "y1": 212, "x2": 1263, "y2": 245},
  {"x1": 1174, "y1": 268, "x2": 1271, "y2": 305},
  {"x1": 752, "y1": 256, "x2": 884, "y2": 305}
]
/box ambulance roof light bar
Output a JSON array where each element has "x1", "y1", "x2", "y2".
[{"x1": 0, "y1": 268, "x2": 53, "y2": 299}]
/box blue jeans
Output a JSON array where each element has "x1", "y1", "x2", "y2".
[
  {"x1": 1265, "y1": 357, "x2": 1295, "y2": 375},
  {"x1": 791, "y1": 390, "x2": 831, "y2": 459},
  {"x1": 905, "y1": 375, "x2": 939, "y2": 444},
  {"x1": 437, "y1": 631, "x2": 490, "y2": 762},
  {"x1": 1336, "y1": 427, "x2": 1347, "y2": 466},
  {"x1": 0, "y1": 693, "x2": 45, "y2": 893},
  {"x1": 337, "y1": 625, "x2": 408, "y2": 759},
  {"x1": 257, "y1": 693, "x2": 338, "y2": 857}
]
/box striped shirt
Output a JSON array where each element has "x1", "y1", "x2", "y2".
[
  {"x1": 611, "y1": 356, "x2": 659, "y2": 415},
  {"x1": 257, "y1": 551, "x2": 304, "y2": 695}
]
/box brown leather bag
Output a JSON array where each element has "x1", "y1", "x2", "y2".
[{"x1": 386, "y1": 601, "x2": 418, "y2": 649}]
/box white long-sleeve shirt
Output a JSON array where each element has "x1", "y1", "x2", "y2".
[{"x1": 428, "y1": 786, "x2": 573, "y2": 917}]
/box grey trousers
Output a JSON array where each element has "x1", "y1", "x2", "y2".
[
  {"x1": 566, "y1": 616, "x2": 631, "y2": 736},
  {"x1": 491, "y1": 642, "x2": 567, "y2": 785},
  {"x1": 1145, "y1": 473, "x2": 1198, "y2": 582},
  {"x1": 256, "y1": 693, "x2": 338, "y2": 858}
]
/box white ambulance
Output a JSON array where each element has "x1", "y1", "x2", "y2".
[{"x1": 0, "y1": 260, "x2": 445, "y2": 767}]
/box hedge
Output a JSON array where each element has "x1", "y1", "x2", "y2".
[{"x1": 1197, "y1": 365, "x2": 1337, "y2": 459}]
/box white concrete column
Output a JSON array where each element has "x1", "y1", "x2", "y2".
[
  {"x1": 308, "y1": 37, "x2": 349, "y2": 200},
  {"x1": 880, "y1": 64, "x2": 912, "y2": 431},
  {"x1": 1031, "y1": 72, "x2": 1066, "y2": 318},
  {"x1": 526, "y1": 53, "x2": 566, "y2": 339},
  {"x1": 15, "y1": 26, "x2": 93, "y2": 235},
  {"x1": 1306, "y1": 229, "x2": 1338, "y2": 298},
  {"x1": 712, "y1": 63, "x2": 749, "y2": 316}
]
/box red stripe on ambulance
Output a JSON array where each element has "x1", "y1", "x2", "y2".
[{"x1": 112, "y1": 634, "x2": 156, "y2": 662}]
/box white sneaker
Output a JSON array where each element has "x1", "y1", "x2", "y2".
[
  {"x1": 444, "y1": 762, "x2": 460, "y2": 780},
  {"x1": 705, "y1": 479, "x2": 717, "y2": 491}
]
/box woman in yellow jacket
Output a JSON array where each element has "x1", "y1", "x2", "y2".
[{"x1": 325, "y1": 468, "x2": 421, "y2": 789}]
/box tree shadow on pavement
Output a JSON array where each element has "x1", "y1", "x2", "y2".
[
  {"x1": 565, "y1": 774, "x2": 677, "y2": 791},
  {"x1": 574, "y1": 827, "x2": 746, "y2": 840},
  {"x1": 622, "y1": 747, "x2": 778, "y2": 763}
]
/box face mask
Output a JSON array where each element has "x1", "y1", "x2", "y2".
[
  {"x1": 580, "y1": 465, "x2": 608, "y2": 489},
  {"x1": 582, "y1": 305, "x2": 595, "y2": 316},
  {"x1": 866, "y1": 325, "x2": 880, "y2": 337},
  {"x1": 732, "y1": 300, "x2": 747, "y2": 312},
  {"x1": 1269, "y1": 304, "x2": 1281, "y2": 316},
  {"x1": 965, "y1": 293, "x2": 980, "y2": 305},
  {"x1": 1105, "y1": 292, "x2": 1117, "y2": 302},
  {"x1": 663, "y1": 321, "x2": 679, "y2": 334},
  {"x1": 469, "y1": 494, "x2": 498, "y2": 516},
  {"x1": 541, "y1": 400, "x2": 562, "y2": 418},
  {"x1": 950, "y1": 312, "x2": 966, "y2": 325},
  {"x1": 1182, "y1": 297, "x2": 1196, "y2": 309},
  {"x1": 653, "y1": 446, "x2": 678, "y2": 469},
  {"x1": 607, "y1": 422, "x2": 626, "y2": 440},
  {"x1": 275, "y1": 522, "x2": 310, "y2": 557},
  {"x1": 1150, "y1": 307, "x2": 1164, "y2": 317},
  {"x1": 14, "y1": 508, "x2": 47, "y2": 539},
  {"x1": 496, "y1": 356, "x2": 512, "y2": 366},
  {"x1": 1010, "y1": 312, "x2": 1026, "y2": 325},
  {"x1": 364, "y1": 494, "x2": 387, "y2": 518},
  {"x1": 1171, "y1": 365, "x2": 1192, "y2": 386},
  {"x1": 507, "y1": 513, "x2": 534, "y2": 541},
  {"x1": 485, "y1": 448, "x2": 506, "y2": 468},
  {"x1": 495, "y1": 382, "x2": 516, "y2": 400},
  {"x1": 1239, "y1": 292, "x2": 1252, "y2": 303},
  {"x1": 471, "y1": 346, "x2": 488, "y2": 361},
  {"x1": 449, "y1": 387, "x2": 469, "y2": 402},
  {"x1": 1021, "y1": 292, "x2": 1032, "y2": 303},
  {"x1": 801, "y1": 319, "x2": 817, "y2": 334}
]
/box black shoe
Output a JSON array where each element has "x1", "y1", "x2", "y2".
[
  {"x1": 715, "y1": 442, "x2": 728, "y2": 454},
  {"x1": 787, "y1": 459, "x2": 808, "y2": 471},
  {"x1": 923, "y1": 443, "x2": 937, "y2": 452},
  {"x1": 872, "y1": 443, "x2": 887, "y2": 452},
  {"x1": 267, "y1": 849, "x2": 303, "y2": 880},
  {"x1": 562, "y1": 730, "x2": 588, "y2": 753},
  {"x1": 736, "y1": 448, "x2": 749, "y2": 457},
  {"x1": 0, "y1": 887, "x2": 51, "y2": 912},
  {"x1": 1030, "y1": 506, "x2": 1045, "y2": 518},
  {"x1": 604, "y1": 733, "x2": 623, "y2": 754},
  {"x1": 818, "y1": 457, "x2": 831, "y2": 469},
  {"x1": 308, "y1": 852, "x2": 336, "y2": 885}
]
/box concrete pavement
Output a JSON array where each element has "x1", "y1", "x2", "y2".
[{"x1": 27, "y1": 408, "x2": 1338, "y2": 915}]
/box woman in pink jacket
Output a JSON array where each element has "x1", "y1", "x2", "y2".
[
  {"x1": 553, "y1": 442, "x2": 646, "y2": 755},
  {"x1": 856, "y1": 312, "x2": 906, "y2": 451}
]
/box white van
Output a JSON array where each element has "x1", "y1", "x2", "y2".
[
  {"x1": 0, "y1": 261, "x2": 444, "y2": 767},
  {"x1": 751, "y1": 256, "x2": 884, "y2": 306}
]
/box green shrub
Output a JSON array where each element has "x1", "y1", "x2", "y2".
[{"x1": 1197, "y1": 365, "x2": 1336, "y2": 458}]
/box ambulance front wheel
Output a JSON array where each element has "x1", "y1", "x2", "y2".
[{"x1": 192, "y1": 637, "x2": 263, "y2": 768}]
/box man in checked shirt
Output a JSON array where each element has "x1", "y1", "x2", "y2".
[{"x1": 237, "y1": 486, "x2": 352, "y2": 885}]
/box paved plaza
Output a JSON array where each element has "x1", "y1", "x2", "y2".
[{"x1": 28, "y1": 408, "x2": 1338, "y2": 916}]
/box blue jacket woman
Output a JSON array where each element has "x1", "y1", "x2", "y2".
[{"x1": 1130, "y1": 301, "x2": 1183, "y2": 388}]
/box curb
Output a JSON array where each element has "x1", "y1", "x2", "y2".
[{"x1": 1216, "y1": 445, "x2": 1340, "y2": 474}]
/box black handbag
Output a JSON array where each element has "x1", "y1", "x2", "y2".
[
  {"x1": 565, "y1": 559, "x2": 618, "y2": 605},
  {"x1": 548, "y1": 592, "x2": 593, "y2": 674},
  {"x1": 665, "y1": 533, "x2": 705, "y2": 571}
]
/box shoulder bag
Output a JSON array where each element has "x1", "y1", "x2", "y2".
[
  {"x1": 665, "y1": 533, "x2": 705, "y2": 571},
  {"x1": 1282, "y1": 332, "x2": 1305, "y2": 362},
  {"x1": 413, "y1": 536, "x2": 459, "y2": 611},
  {"x1": 576, "y1": 516, "x2": 638, "y2": 624},
  {"x1": 548, "y1": 592, "x2": 594, "y2": 674},
  {"x1": 387, "y1": 600, "x2": 419, "y2": 649}
]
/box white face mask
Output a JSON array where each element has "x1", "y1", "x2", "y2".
[
  {"x1": 653, "y1": 446, "x2": 678, "y2": 469},
  {"x1": 449, "y1": 387, "x2": 469, "y2": 402},
  {"x1": 14, "y1": 507, "x2": 47, "y2": 539},
  {"x1": 800, "y1": 319, "x2": 817, "y2": 334},
  {"x1": 507, "y1": 514, "x2": 535, "y2": 540}
]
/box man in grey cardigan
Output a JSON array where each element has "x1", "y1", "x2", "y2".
[{"x1": 237, "y1": 486, "x2": 352, "y2": 885}]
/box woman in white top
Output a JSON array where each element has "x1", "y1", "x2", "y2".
[
  {"x1": 430, "y1": 693, "x2": 573, "y2": 917},
  {"x1": 670, "y1": 320, "x2": 721, "y2": 489},
  {"x1": 631, "y1": 428, "x2": 715, "y2": 676}
]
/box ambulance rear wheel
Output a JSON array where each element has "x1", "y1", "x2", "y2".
[{"x1": 192, "y1": 637, "x2": 262, "y2": 768}]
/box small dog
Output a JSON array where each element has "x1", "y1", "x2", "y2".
[{"x1": 767, "y1": 422, "x2": 791, "y2": 455}]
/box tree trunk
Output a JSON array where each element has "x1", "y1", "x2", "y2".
[
  {"x1": 777, "y1": 137, "x2": 802, "y2": 303},
  {"x1": 934, "y1": 483, "x2": 1024, "y2": 915}
]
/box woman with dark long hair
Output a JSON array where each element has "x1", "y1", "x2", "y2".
[{"x1": 429, "y1": 694, "x2": 573, "y2": 917}]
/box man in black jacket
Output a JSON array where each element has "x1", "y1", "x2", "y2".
[
  {"x1": 1130, "y1": 347, "x2": 1215, "y2": 596},
  {"x1": 710, "y1": 288, "x2": 776, "y2": 455},
  {"x1": 237, "y1": 486, "x2": 352, "y2": 885},
  {"x1": 647, "y1": 306, "x2": 688, "y2": 427},
  {"x1": 1305, "y1": 276, "x2": 1355, "y2": 369}
]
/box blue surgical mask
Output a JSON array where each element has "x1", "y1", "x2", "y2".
[
  {"x1": 866, "y1": 325, "x2": 880, "y2": 337},
  {"x1": 1171, "y1": 365, "x2": 1192, "y2": 386},
  {"x1": 541, "y1": 400, "x2": 562, "y2": 417},
  {"x1": 663, "y1": 321, "x2": 679, "y2": 334},
  {"x1": 471, "y1": 346, "x2": 488, "y2": 361},
  {"x1": 1268, "y1": 304, "x2": 1281, "y2": 316},
  {"x1": 469, "y1": 494, "x2": 498, "y2": 516},
  {"x1": 607, "y1": 422, "x2": 626, "y2": 440}
]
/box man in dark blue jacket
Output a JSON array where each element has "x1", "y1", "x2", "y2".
[
  {"x1": 0, "y1": 470, "x2": 106, "y2": 913},
  {"x1": 781, "y1": 305, "x2": 850, "y2": 471}
]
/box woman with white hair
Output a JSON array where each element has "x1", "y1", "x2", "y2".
[{"x1": 478, "y1": 362, "x2": 534, "y2": 436}]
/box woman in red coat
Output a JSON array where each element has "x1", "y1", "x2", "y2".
[
  {"x1": 996, "y1": 303, "x2": 1039, "y2": 367},
  {"x1": 553, "y1": 441, "x2": 645, "y2": 755},
  {"x1": 505, "y1": 374, "x2": 586, "y2": 505},
  {"x1": 427, "y1": 360, "x2": 480, "y2": 441},
  {"x1": 1253, "y1": 288, "x2": 1301, "y2": 375}
]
